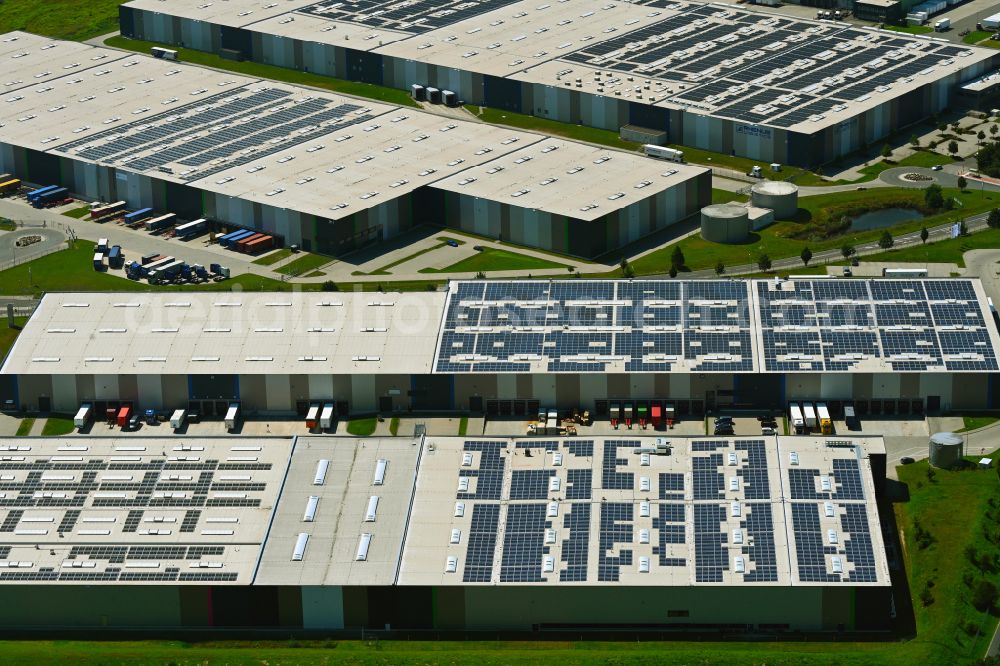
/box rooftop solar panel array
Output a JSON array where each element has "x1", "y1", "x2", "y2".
[
  {"x1": 756, "y1": 278, "x2": 998, "y2": 373},
  {"x1": 436, "y1": 280, "x2": 754, "y2": 374},
  {"x1": 301, "y1": 0, "x2": 524, "y2": 34}
]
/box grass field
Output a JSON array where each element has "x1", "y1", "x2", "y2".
[
  {"x1": 422, "y1": 248, "x2": 569, "y2": 274},
  {"x1": 712, "y1": 189, "x2": 748, "y2": 204},
  {"x1": 389, "y1": 417, "x2": 400, "y2": 436},
  {"x1": 840, "y1": 151, "x2": 954, "y2": 184},
  {"x1": 61, "y1": 206, "x2": 92, "y2": 219},
  {"x1": 627, "y1": 187, "x2": 998, "y2": 274},
  {"x1": 860, "y1": 227, "x2": 1000, "y2": 268},
  {"x1": 959, "y1": 415, "x2": 1000, "y2": 432},
  {"x1": 884, "y1": 24, "x2": 933, "y2": 35},
  {"x1": 459, "y1": 416, "x2": 469, "y2": 436},
  {"x1": 105, "y1": 36, "x2": 418, "y2": 108},
  {"x1": 0, "y1": 0, "x2": 124, "y2": 41},
  {"x1": 346, "y1": 417, "x2": 377, "y2": 436},
  {"x1": 0, "y1": 316, "x2": 28, "y2": 361},
  {"x1": 965, "y1": 31, "x2": 993, "y2": 44},
  {"x1": 14, "y1": 418, "x2": 34, "y2": 437},
  {"x1": 274, "y1": 253, "x2": 331, "y2": 276},
  {"x1": 251, "y1": 248, "x2": 294, "y2": 266},
  {"x1": 40, "y1": 416, "x2": 75, "y2": 436}
]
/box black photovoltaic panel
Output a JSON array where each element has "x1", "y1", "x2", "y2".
[
  {"x1": 300, "y1": 0, "x2": 523, "y2": 34},
  {"x1": 736, "y1": 440, "x2": 770, "y2": 500},
  {"x1": 742, "y1": 503, "x2": 778, "y2": 582},
  {"x1": 653, "y1": 502, "x2": 686, "y2": 567},
  {"x1": 559, "y1": 503, "x2": 590, "y2": 582},
  {"x1": 841, "y1": 504, "x2": 878, "y2": 582},
  {"x1": 566, "y1": 469, "x2": 592, "y2": 500},
  {"x1": 601, "y1": 440, "x2": 639, "y2": 490},
  {"x1": 692, "y1": 454, "x2": 725, "y2": 501},
  {"x1": 598, "y1": 502, "x2": 632, "y2": 582},
  {"x1": 509, "y1": 470, "x2": 555, "y2": 500},
  {"x1": 693, "y1": 504, "x2": 727, "y2": 583},
  {"x1": 500, "y1": 503, "x2": 549, "y2": 582},
  {"x1": 658, "y1": 472, "x2": 684, "y2": 500},
  {"x1": 462, "y1": 503, "x2": 500, "y2": 583},
  {"x1": 790, "y1": 502, "x2": 839, "y2": 583},
  {"x1": 457, "y1": 441, "x2": 505, "y2": 500}
]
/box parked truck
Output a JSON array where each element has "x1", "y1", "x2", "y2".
[
  {"x1": 643, "y1": 144, "x2": 684, "y2": 162},
  {"x1": 243, "y1": 235, "x2": 274, "y2": 254},
  {"x1": 92, "y1": 253, "x2": 105, "y2": 271},
  {"x1": 123, "y1": 207, "x2": 154, "y2": 226},
  {"x1": 789, "y1": 403, "x2": 805, "y2": 434},
  {"x1": 26, "y1": 185, "x2": 58, "y2": 204},
  {"x1": 33, "y1": 187, "x2": 69, "y2": 208},
  {"x1": 219, "y1": 229, "x2": 255, "y2": 248},
  {"x1": 96, "y1": 238, "x2": 109, "y2": 255},
  {"x1": 107, "y1": 245, "x2": 124, "y2": 269},
  {"x1": 320, "y1": 403, "x2": 335, "y2": 431},
  {"x1": 90, "y1": 200, "x2": 126, "y2": 220},
  {"x1": 803, "y1": 402, "x2": 817, "y2": 430},
  {"x1": 147, "y1": 259, "x2": 184, "y2": 283},
  {"x1": 934, "y1": 17, "x2": 950, "y2": 31},
  {"x1": 225, "y1": 403, "x2": 241, "y2": 432},
  {"x1": 73, "y1": 403, "x2": 92, "y2": 429},
  {"x1": 143, "y1": 213, "x2": 176, "y2": 232},
  {"x1": 0, "y1": 178, "x2": 21, "y2": 196},
  {"x1": 170, "y1": 409, "x2": 186, "y2": 430},
  {"x1": 174, "y1": 218, "x2": 206, "y2": 239},
  {"x1": 816, "y1": 402, "x2": 833, "y2": 435}
]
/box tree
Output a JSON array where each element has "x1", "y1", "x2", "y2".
[
  {"x1": 714, "y1": 261, "x2": 725, "y2": 275},
  {"x1": 878, "y1": 231, "x2": 894, "y2": 249},
  {"x1": 920, "y1": 586, "x2": 935, "y2": 607},
  {"x1": 938, "y1": 122, "x2": 948, "y2": 133},
  {"x1": 992, "y1": 124, "x2": 998, "y2": 137},
  {"x1": 668, "y1": 265, "x2": 677, "y2": 279},
  {"x1": 910, "y1": 134, "x2": 920, "y2": 147},
  {"x1": 958, "y1": 175, "x2": 968, "y2": 191},
  {"x1": 988, "y1": 208, "x2": 1000, "y2": 229},
  {"x1": 924, "y1": 183, "x2": 945, "y2": 209},
  {"x1": 948, "y1": 140, "x2": 959, "y2": 156},
  {"x1": 977, "y1": 140, "x2": 1000, "y2": 178},
  {"x1": 620, "y1": 258, "x2": 634, "y2": 278},
  {"x1": 670, "y1": 246, "x2": 685, "y2": 271},
  {"x1": 960, "y1": 220, "x2": 969, "y2": 236},
  {"x1": 973, "y1": 580, "x2": 999, "y2": 612},
  {"x1": 757, "y1": 253, "x2": 772, "y2": 272},
  {"x1": 920, "y1": 226, "x2": 929, "y2": 244},
  {"x1": 880, "y1": 143, "x2": 892, "y2": 159},
  {"x1": 841, "y1": 243, "x2": 856, "y2": 260},
  {"x1": 979, "y1": 130, "x2": 987, "y2": 145},
  {"x1": 800, "y1": 246, "x2": 813, "y2": 266},
  {"x1": 321, "y1": 280, "x2": 339, "y2": 292}
]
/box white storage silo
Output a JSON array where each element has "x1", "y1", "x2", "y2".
[
  {"x1": 750, "y1": 181, "x2": 799, "y2": 219},
  {"x1": 929, "y1": 432, "x2": 964, "y2": 469},
  {"x1": 700, "y1": 204, "x2": 750, "y2": 243}
]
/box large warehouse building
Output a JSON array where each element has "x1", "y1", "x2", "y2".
[
  {"x1": 0, "y1": 32, "x2": 709, "y2": 258},
  {"x1": 119, "y1": 0, "x2": 1000, "y2": 166},
  {"x1": 2, "y1": 278, "x2": 998, "y2": 417},
  {"x1": 0, "y1": 433, "x2": 892, "y2": 632}
]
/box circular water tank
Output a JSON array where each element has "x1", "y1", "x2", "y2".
[
  {"x1": 750, "y1": 181, "x2": 799, "y2": 219},
  {"x1": 929, "y1": 432, "x2": 964, "y2": 469},
  {"x1": 700, "y1": 204, "x2": 750, "y2": 243}
]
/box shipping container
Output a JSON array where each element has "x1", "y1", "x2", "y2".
[
  {"x1": 123, "y1": 207, "x2": 154, "y2": 225},
  {"x1": 225, "y1": 403, "x2": 240, "y2": 432},
  {"x1": 243, "y1": 235, "x2": 274, "y2": 254},
  {"x1": 789, "y1": 403, "x2": 804, "y2": 433},
  {"x1": 320, "y1": 403, "x2": 335, "y2": 430},
  {"x1": 90, "y1": 200, "x2": 126, "y2": 220},
  {"x1": 170, "y1": 409, "x2": 186, "y2": 429},
  {"x1": 97, "y1": 238, "x2": 109, "y2": 255},
  {"x1": 174, "y1": 218, "x2": 206, "y2": 239},
  {"x1": 0, "y1": 179, "x2": 21, "y2": 196},
  {"x1": 306, "y1": 404, "x2": 320, "y2": 429},
  {"x1": 803, "y1": 403, "x2": 817, "y2": 429},
  {"x1": 643, "y1": 144, "x2": 684, "y2": 162},
  {"x1": 140, "y1": 256, "x2": 175, "y2": 277},
  {"x1": 26, "y1": 185, "x2": 58, "y2": 203},
  {"x1": 817, "y1": 402, "x2": 833, "y2": 435},
  {"x1": 73, "y1": 403, "x2": 93, "y2": 429},
  {"x1": 116, "y1": 405, "x2": 131, "y2": 428},
  {"x1": 141, "y1": 252, "x2": 161, "y2": 265},
  {"x1": 236, "y1": 233, "x2": 265, "y2": 252},
  {"x1": 147, "y1": 259, "x2": 184, "y2": 282},
  {"x1": 220, "y1": 229, "x2": 255, "y2": 247},
  {"x1": 142, "y1": 213, "x2": 176, "y2": 232},
  {"x1": 92, "y1": 253, "x2": 105, "y2": 271},
  {"x1": 34, "y1": 187, "x2": 69, "y2": 207},
  {"x1": 107, "y1": 245, "x2": 124, "y2": 269},
  {"x1": 844, "y1": 405, "x2": 860, "y2": 431}
]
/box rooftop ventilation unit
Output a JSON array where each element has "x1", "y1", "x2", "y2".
[
  {"x1": 356, "y1": 533, "x2": 372, "y2": 561},
  {"x1": 292, "y1": 532, "x2": 309, "y2": 561}
]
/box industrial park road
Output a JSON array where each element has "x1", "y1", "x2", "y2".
[{"x1": 678, "y1": 210, "x2": 993, "y2": 279}]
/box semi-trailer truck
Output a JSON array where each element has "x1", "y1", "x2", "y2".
[{"x1": 643, "y1": 144, "x2": 684, "y2": 162}]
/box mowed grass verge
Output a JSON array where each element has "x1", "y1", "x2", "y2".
[
  {"x1": 105, "y1": 36, "x2": 418, "y2": 108},
  {"x1": 422, "y1": 248, "x2": 569, "y2": 273},
  {"x1": 0, "y1": 0, "x2": 125, "y2": 41}
]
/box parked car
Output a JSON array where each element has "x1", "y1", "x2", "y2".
[
  {"x1": 761, "y1": 426, "x2": 776, "y2": 436},
  {"x1": 900, "y1": 456, "x2": 915, "y2": 465},
  {"x1": 446, "y1": 239, "x2": 459, "y2": 247},
  {"x1": 714, "y1": 425, "x2": 735, "y2": 435},
  {"x1": 931, "y1": 165, "x2": 943, "y2": 171},
  {"x1": 714, "y1": 416, "x2": 733, "y2": 425}
]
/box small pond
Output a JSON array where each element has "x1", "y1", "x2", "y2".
[{"x1": 849, "y1": 207, "x2": 924, "y2": 231}]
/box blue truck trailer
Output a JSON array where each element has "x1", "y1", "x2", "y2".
[
  {"x1": 220, "y1": 229, "x2": 255, "y2": 248},
  {"x1": 123, "y1": 207, "x2": 154, "y2": 225},
  {"x1": 107, "y1": 245, "x2": 124, "y2": 269},
  {"x1": 26, "y1": 185, "x2": 58, "y2": 204},
  {"x1": 32, "y1": 187, "x2": 69, "y2": 208}
]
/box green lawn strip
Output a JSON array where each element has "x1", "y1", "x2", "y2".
[
  {"x1": 346, "y1": 417, "x2": 377, "y2": 436},
  {"x1": 105, "y1": 36, "x2": 418, "y2": 108},
  {"x1": 894, "y1": 454, "x2": 1000, "y2": 662},
  {"x1": 0, "y1": 219, "x2": 15, "y2": 232},
  {"x1": 629, "y1": 187, "x2": 998, "y2": 274},
  {"x1": 335, "y1": 280, "x2": 446, "y2": 292},
  {"x1": 0, "y1": 0, "x2": 125, "y2": 41},
  {"x1": 61, "y1": 206, "x2": 91, "y2": 219},
  {"x1": 883, "y1": 24, "x2": 933, "y2": 35},
  {"x1": 304, "y1": 270, "x2": 325, "y2": 277},
  {"x1": 389, "y1": 417, "x2": 400, "y2": 436},
  {"x1": 0, "y1": 316, "x2": 28, "y2": 361},
  {"x1": 251, "y1": 248, "x2": 294, "y2": 266},
  {"x1": 361, "y1": 241, "x2": 449, "y2": 275},
  {"x1": 711, "y1": 189, "x2": 748, "y2": 204},
  {"x1": 965, "y1": 31, "x2": 993, "y2": 44},
  {"x1": 438, "y1": 235, "x2": 466, "y2": 245},
  {"x1": 422, "y1": 248, "x2": 569, "y2": 274},
  {"x1": 458, "y1": 416, "x2": 468, "y2": 436},
  {"x1": 860, "y1": 227, "x2": 1000, "y2": 268},
  {"x1": 14, "y1": 418, "x2": 35, "y2": 437},
  {"x1": 273, "y1": 253, "x2": 332, "y2": 276},
  {"x1": 40, "y1": 416, "x2": 75, "y2": 436},
  {"x1": 958, "y1": 415, "x2": 1000, "y2": 432}
]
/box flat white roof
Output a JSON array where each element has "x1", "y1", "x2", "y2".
[
  {"x1": 2, "y1": 291, "x2": 446, "y2": 376},
  {"x1": 0, "y1": 436, "x2": 293, "y2": 585}
]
